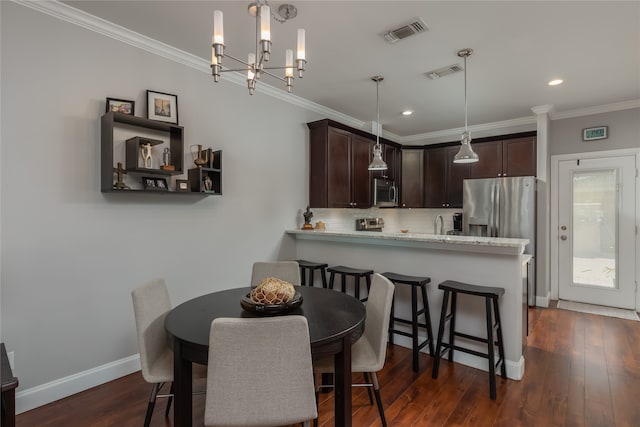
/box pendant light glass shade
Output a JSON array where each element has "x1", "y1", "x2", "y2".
[
  {"x1": 368, "y1": 75, "x2": 388, "y2": 171},
  {"x1": 453, "y1": 49, "x2": 479, "y2": 164},
  {"x1": 453, "y1": 131, "x2": 479, "y2": 163}
]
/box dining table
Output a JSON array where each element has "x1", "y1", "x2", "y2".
[{"x1": 165, "y1": 285, "x2": 366, "y2": 427}]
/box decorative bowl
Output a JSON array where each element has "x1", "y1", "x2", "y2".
[{"x1": 240, "y1": 292, "x2": 303, "y2": 316}]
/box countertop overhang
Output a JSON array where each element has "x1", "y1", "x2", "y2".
[{"x1": 287, "y1": 229, "x2": 528, "y2": 256}]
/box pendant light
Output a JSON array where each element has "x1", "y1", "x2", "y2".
[
  {"x1": 368, "y1": 75, "x2": 388, "y2": 171},
  {"x1": 453, "y1": 48, "x2": 479, "y2": 164}
]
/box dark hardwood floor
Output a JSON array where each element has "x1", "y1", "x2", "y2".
[{"x1": 17, "y1": 306, "x2": 640, "y2": 426}]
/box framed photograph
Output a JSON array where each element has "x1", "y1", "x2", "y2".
[
  {"x1": 106, "y1": 97, "x2": 135, "y2": 115},
  {"x1": 147, "y1": 90, "x2": 178, "y2": 124},
  {"x1": 155, "y1": 178, "x2": 168, "y2": 190},
  {"x1": 142, "y1": 177, "x2": 157, "y2": 190},
  {"x1": 176, "y1": 179, "x2": 190, "y2": 192},
  {"x1": 583, "y1": 126, "x2": 608, "y2": 141}
]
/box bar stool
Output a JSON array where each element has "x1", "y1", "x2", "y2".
[
  {"x1": 327, "y1": 265, "x2": 373, "y2": 301},
  {"x1": 296, "y1": 259, "x2": 328, "y2": 288},
  {"x1": 381, "y1": 272, "x2": 434, "y2": 372},
  {"x1": 431, "y1": 280, "x2": 507, "y2": 400}
]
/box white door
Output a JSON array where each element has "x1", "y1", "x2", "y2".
[{"x1": 558, "y1": 155, "x2": 637, "y2": 309}]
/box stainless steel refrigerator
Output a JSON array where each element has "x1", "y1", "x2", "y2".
[{"x1": 463, "y1": 176, "x2": 536, "y2": 308}]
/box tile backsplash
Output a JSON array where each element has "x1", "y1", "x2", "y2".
[{"x1": 297, "y1": 207, "x2": 462, "y2": 234}]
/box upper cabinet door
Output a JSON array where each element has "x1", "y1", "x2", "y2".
[
  {"x1": 445, "y1": 146, "x2": 470, "y2": 208},
  {"x1": 469, "y1": 140, "x2": 503, "y2": 178},
  {"x1": 424, "y1": 147, "x2": 447, "y2": 208},
  {"x1": 326, "y1": 127, "x2": 352, "y2": 208},
  {"x1": 401, "y1": 149, "x2": 424, "y2": 208},
  {"x1": 503, "y1": 137, "x2": 536, "y2": 177},
  {"x1": 351, "y1": 134, "x2": 373, "y2": 208}
]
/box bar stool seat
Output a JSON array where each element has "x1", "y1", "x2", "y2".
[
  {"x1": 431, "y1": 280, "x2": 506, "y2": 400},
  {"x1": 381, "y1": 272, "x2": 434, "y2": 372},
  {"x1": 296, "y1": 259, "x2": 328, "y2": 288},
  {"x1": 327, "y1": 266, "x2": 373, "y2": 301}
]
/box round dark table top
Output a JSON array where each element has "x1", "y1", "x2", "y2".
[{"x1": 165, "y1": 286, "x2": 366, "y2": 356}]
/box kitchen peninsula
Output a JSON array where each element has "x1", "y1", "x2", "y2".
[{"x1": 286, "y1": 229, "x2": 529, "y2": 380}]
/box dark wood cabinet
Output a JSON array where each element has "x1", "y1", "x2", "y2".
[
  {"x1": 308, "y1": 120, "x2": 373, "y2": 208},
  {"x1": 424, "y1": 146, "x2": 469, "y2": 208},
  {"x1": 400, "y1": 149, "x2": 424, "y2": 208},
  {"x1": 469, "y1": 136, "x2": 536, "y2": 178},
  {"x1": 503, "y1": 136, "x2": 536, "y2": 177}
]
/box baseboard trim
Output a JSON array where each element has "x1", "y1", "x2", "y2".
[
  {"x1": 392, "y1": 334, "x2": 525, "y2": 380},
  {"x1": 536, "y1": 293, "x2": 550, "y2": 308},
  {"x1": 16, "y1": 354, "x2": 141, "y2": 414}
]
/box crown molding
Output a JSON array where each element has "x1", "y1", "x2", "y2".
[
  {"x1": 550, "y1": 99, "x2": 640, "y2": 120},
  {"x1": 531, "y1": 104, "x2": 555, "y2": 115},
  {"x1": 13, "y1": 1, "x2": 640, "y2": 144},
  {"x1": 397, "y1": 116, "x2": 537, "y2": 144}
]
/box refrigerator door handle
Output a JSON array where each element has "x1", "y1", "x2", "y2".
[
  {"x1": 490, "y1": 183, "x2": 498, "y2": 237},
  {"x1": 494, "y1": 182, "x2": 501, "y2": 237}
]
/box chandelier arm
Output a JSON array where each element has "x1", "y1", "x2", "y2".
[
  {"x1": 260, "y1": 69, "x2": 286, "y2": 81},
  {"x1": 222, "y1": 53, "x2": 251, "y2": 67}
]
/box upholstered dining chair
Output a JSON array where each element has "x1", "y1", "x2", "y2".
[
  {"x1": 250, "y1": 261, "x2": 301, "y2": 287},
  {"x1": 131, "y1": 278, "x2": 206, "y2": 427},
  {"x1": 204, "y1": 316, "x2": 317, "y2": 427},
  {"x1": 313, "y1": 273, "x2": 395, "y2": 427}
]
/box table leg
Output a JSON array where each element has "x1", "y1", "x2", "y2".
[
  {"x1": 333, "y1": 334, "x2": 352, "y2": 427},
  {"x1": 173, "y1": 339, "x2": 193, "y2": 427}
]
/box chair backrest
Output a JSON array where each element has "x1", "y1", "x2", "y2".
[
  {"x1": 204, "y1": 316, "x2": 317, "y2": 427},
  {"x1": 362, "y1": 273, "x2": 395, "y2": 372},
  {"x1": 131, "y1": 278, "x2": 172, "y2": 384},
  {"x1": 250, "y1": 261, "x2": 301, "y2": 287}
]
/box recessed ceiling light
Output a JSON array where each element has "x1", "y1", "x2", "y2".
[
  {"x1": 402, "y1": 110, "x2": 413, "y2": 116},
  {"x1": 548, "y1": 79, "x2": 563, "y2": 86}
]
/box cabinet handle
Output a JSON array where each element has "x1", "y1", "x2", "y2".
[
  {"x1": 503, "y1": 173, "x2": 507, "y2": 177},
  {"x1": 498, "y1": 173, "x2": 502, "y2": 177}
]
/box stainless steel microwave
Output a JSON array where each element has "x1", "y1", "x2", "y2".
[{"x1": 373, "y1": 178, "x2": 398, "y2": 207}]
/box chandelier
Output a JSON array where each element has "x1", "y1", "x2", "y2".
[
  {"x1": 211, "y1": 1, "x2": 306, "y2": 95},
  {"x1": 368, "y1": 76, "x2": 388, "y2": 171},
  {"x1": 453, "y1": 48, "x2": 479, "y2": 163}
]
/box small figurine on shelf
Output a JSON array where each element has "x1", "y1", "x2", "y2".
[
  {"x1": 113, "y1": 162, "x2": 130, "y2": 190},
  {"x1": 191, "y1": 144, "x2": 209, "y2": 168},
  {"x1": 302, "y1": 206, "x2": 314, "y2": 230},
  {"x1": 203, "y1": 175, "x2": 213, "y2": 191},
  {"x1": 140, "y1": 143, "x2": 152, "y2": 168},
  {"x1": 160, "y1": 147, "x2": 175, "y2": 171}
]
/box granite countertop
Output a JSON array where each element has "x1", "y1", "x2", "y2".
[{"x1": 286, "y1": 229, "x2": 529, "y2": 255}]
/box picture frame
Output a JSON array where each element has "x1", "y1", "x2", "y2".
[
  {"x1": 142, "y1": 177, "x2": 169, "y2": 191},
  {"x1": 582, "y1": 126, "x2": 608, "y2": 141},
  {"x1": 147, "y1": 90, "x2": 178, "y2": 124},
  {"x1": 142, "y1": 177, "x2": 157, "y2": 190},
  {"x1": 176, "y1": 179, "x2": 190, "y2": 192},
  {"x1": 106, "y1": 97, "x2": 135, "y2": 115}
]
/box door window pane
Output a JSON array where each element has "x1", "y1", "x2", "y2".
[{"x1": 572, "y1": 169, "x2": 617, "y2": 288}]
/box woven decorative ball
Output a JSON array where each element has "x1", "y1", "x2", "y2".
[{"x1": 250, "y1": 277, "x2": 296, "y2": 304}]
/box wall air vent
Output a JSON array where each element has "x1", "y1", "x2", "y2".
[
  {"x1": 425, "y1": 64, "x2": 464, "y2": 80},
  {"x1": 383, "y1": 18, "x2": 429, "y2": 43}
]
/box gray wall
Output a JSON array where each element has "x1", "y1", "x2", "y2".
[
  {"x1": 550, "y1": 108, "x2": 640, "y2": 155},
  {"x1": 0, "y1": 2, "x2": 321, "y2": 391}
]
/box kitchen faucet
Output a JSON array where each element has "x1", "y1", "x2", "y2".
[{"x1": 434, "y1": 215, "x2": 444, "y2": 235}]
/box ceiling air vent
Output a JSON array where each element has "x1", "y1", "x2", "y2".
[
  {"x1": 383, "y1": 18, "x2": 429, "y2": 43},
  {"x1": 425, "y1": 63, "x2": 464, "y2": 80}
]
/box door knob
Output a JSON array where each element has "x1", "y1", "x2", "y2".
[{"x1": 560, "y1": 235, "x2": 567, "y2": 240}]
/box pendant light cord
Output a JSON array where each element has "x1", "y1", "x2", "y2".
[
  {"x1": 376, "y1": 79, "x2": 380, "y2": 145},
  {"x1": 464, "y1": 54, "x2": 468, "y2": 132}
]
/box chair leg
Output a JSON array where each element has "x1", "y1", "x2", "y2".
[
  {"x1": 411, "y1": 286, "x2": 419, "y2": 372},
  {"x1": 485, "y1": 297, "x2": 497, "y2": 400},
  {"x1": 493, "y1": 297, "x2": 507, "y2": 378},
  {"x1": 341, "y1": 274, "x2": 346, "y2": 294},
  {"x1": 329, "y1": 272, "x2": 335, "y2": 290},
  {"x1": 420, "y1": 285, "x2": 435, "y2": 356},
  {"x1": 144, "y1": 383, "x2": 160, "y2": 427},
  {"x1": 388, "y1": 295, "x2": 395, "y2": 345},
  {"x1": 370, "y1": 372, "x2": 387, "y2": 427},
  {"x1": 448, "y1": 292, "x2": 458, "y2": 362},
  {"x1": 432, "y1": 290, "x2": 450, "y2": 379},
  {"x1": 301, "y1": 267, "x2": 307, "y2": 286},
  {"x1": 164, "y1": 382, "x2": 173, "y2": 418},
  {"x1": 309, "y1": 269, "x2": 315, "y2": 288},
  {"x1": 354, "y1": 276, "x2": 360, "y2": 300},
  {"x1": 363, "y1": 372, "x2": 374, "y2": 405},
  {"x1": 320, "y1": 268, "x2": 328, "y2": 288}
]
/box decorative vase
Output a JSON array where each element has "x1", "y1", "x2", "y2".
[{"x1": 191, "y1": 144, "x2": 209, "y2": 168}]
